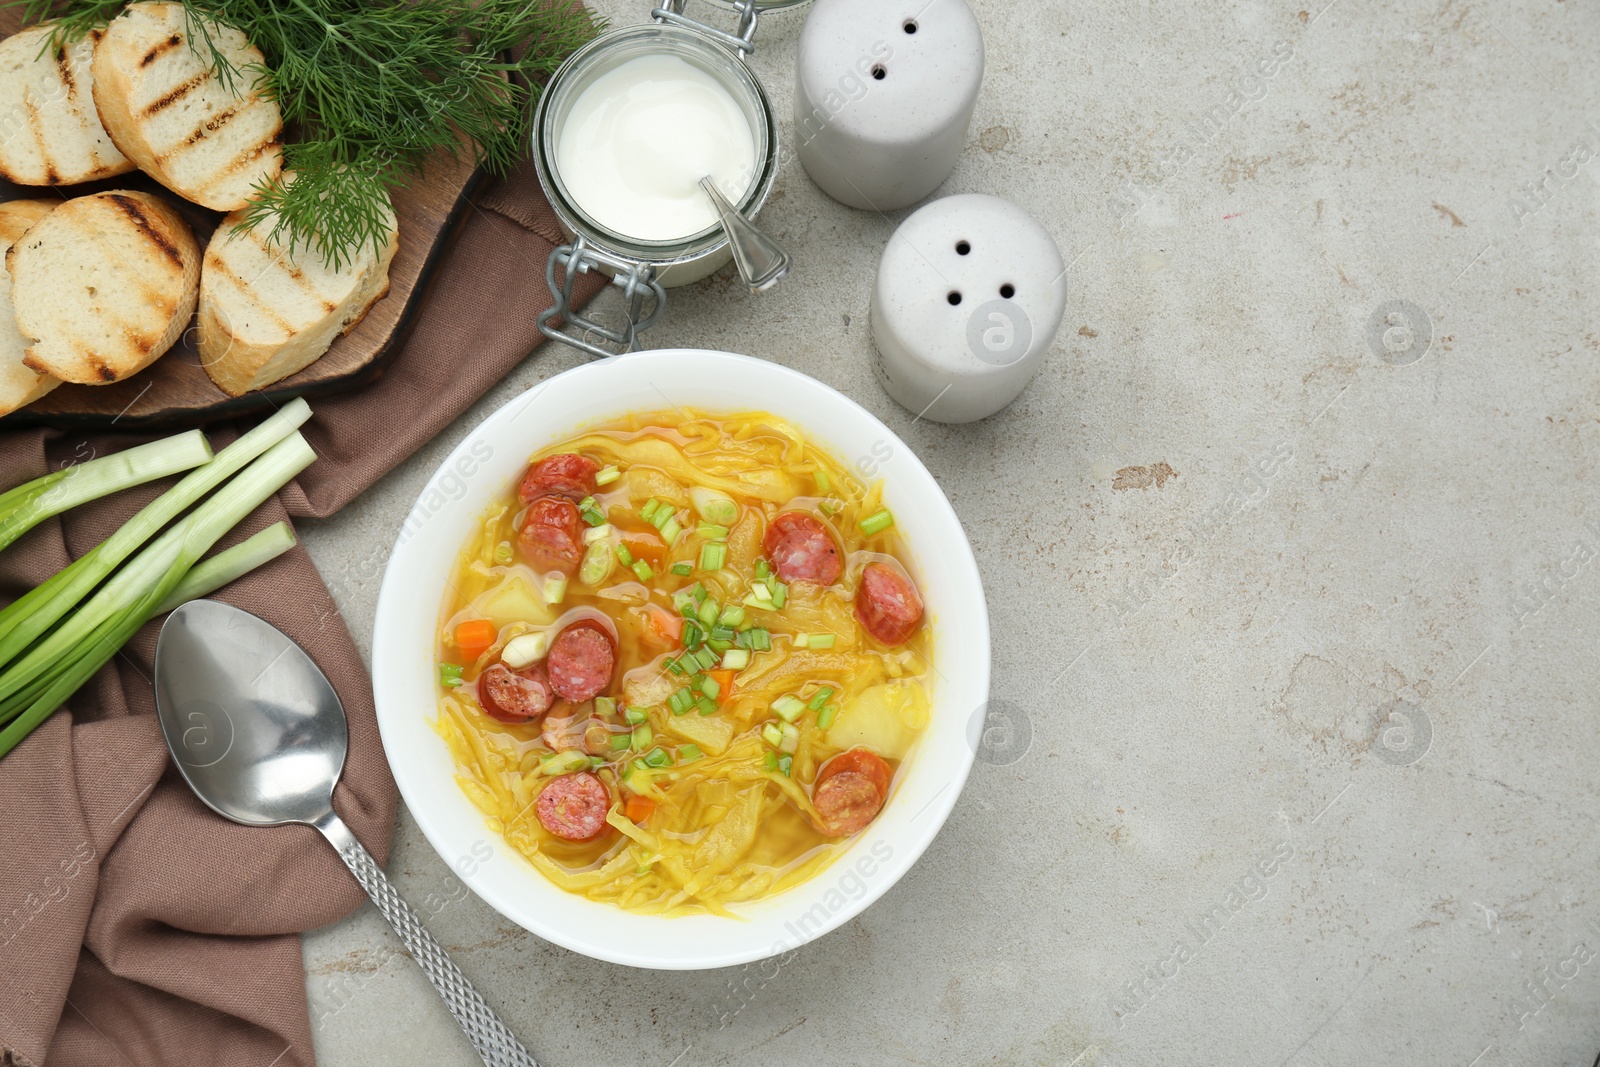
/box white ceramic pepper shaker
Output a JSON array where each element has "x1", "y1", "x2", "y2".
[
  {"x1": 793, "y1": 0, "x2": 984, "y2": 211},
  {"x1": 870, "y1": 194, "x2": 1066, "y2": 423}
]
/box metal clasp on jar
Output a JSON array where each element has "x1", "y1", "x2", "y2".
[{"x1": 537, "y1": 239, "x2": 668, "y2": 360}]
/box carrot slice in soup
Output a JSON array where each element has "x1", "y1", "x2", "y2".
[{"x1": 455, "y1": 619, "x2": 497, "y2": 662}]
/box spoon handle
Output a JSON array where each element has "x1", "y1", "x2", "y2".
[{"x1": 315, "y1": 811, "x2": 539, "y2": 1067}]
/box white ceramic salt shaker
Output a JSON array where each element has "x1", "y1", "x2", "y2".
[
  {"x1": 870, "y1": 194, "x2": 1066, "y2": 423},
  {"x1": 794, "y1": 0, "x2": 984, "y2": 211}
]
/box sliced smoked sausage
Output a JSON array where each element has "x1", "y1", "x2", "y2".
[
  {"x1": 812, "y1": 748, "x2": 892, "y2": 836},
  {"x1": 477, "y1": 662, "x2": 554, "y2": 723},
  {"x1": 763, "y1": 511, "x2": 842, "y2": 585},
  {"x1": 518, "y1": 496, "x2": 584, "y2": 574},
  {"x1": 854, "y1": 562, "x2": 923, "y2": 645},
  {"x1": 547, "y1": 621, "x2": 616, "y2": 703},
  {"x1": 519, "y1": 453, "x2": 600, "y2": 505},
  {"x1": 536, "y1": 772, "x2": 611, "y2": 841}
]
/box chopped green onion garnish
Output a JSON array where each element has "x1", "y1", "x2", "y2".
[
  {"x1": 697, "y1": 598, "x2": 720, "y2": 627},
  {"x1": 756, "y1": 560, "x2": 771, "y2": 579},
  {"x1": 623, "y1": 705, "x2": 648, "y2": 725},
  {"x1": 579, "y1": 539, "x2": 614, "y2": 586},
  {"x1": 772, "y1": 695, "x2": 806, "y2": 722},
  {"x1": 581, "y1": 506, "x2": 607, "y2": 527},
  {"x1": 632, "y1": 724, "x2": 654, "y2": 748},
  {"x1": 439, "y1": 663, "x2": 463, "y2": 687},
  {"x1": 762, "y1": 751, "x2": 778, "y2": 772},
  {"x1": 707, "y1": 638, "x2": 732, "y2": 653},
  {"x1": 699, "y1": 543, "x2": 727, "y2": 571},
  {"x1": 777, "y1": 754, "x2": 793, "y2": 776},
  {"x1": 696, "y1": 694, "x2": 718, "y2": 716},
  {"x1": 858, "y1": 508, "x2": 895, "y2": 536},
  {"x1": 587, "y1": 755, "x2": 606, "y2": 769},
  {"x1": 609, "y1": 733, "x2": 632, "y2": 751},
  {"x1": 807, "y1": 633, "x2": 836, "y2": 649},
  {"x1": 578, "y1": 495, "x2": 597, "y2": 511},
  {"x1": 658, "y1": 517, "x2": 682, "y2": 543},
  {"x1": 770, "y1": 582, "x2": 787, "y2": 609},
  {"x1": 681, "y1": 620, "x2": 703, "y2": 649},
  {"x1": 779, "y1": 723, "x2": 800, "y2": 754},
  {"x1": 493, "y1": 541, "x2": 513, "y2": 565},
  {"x1": 615, "y1": 543, "x2": 635, "y2": 566},
  {"x1": 793, "y1": 633, "x2": 809, "y2": 649},
  {"x1": 671, "y1": 561, "x2": 693, "y2": 576},
  {"x1": 595, "y1": 697, "x2": 616, "y2": 717},
  {"x1": 819, "y1": 500, "x2": 840, "y2": 516},
  {"x1": 650, "y1": 504, "x2": 674, "y2": 531},
  {"x1": 674, "y1": 590, "x2": 698, "y2": 617},
  {"x1": 669, "y1": 688, "x2": 694, "y2": 715},
  {"x1": 709, "y1": 626, "x2": 735, "y2": 642},
  {"x1": 696, "y1": 522, "x2": 729, "y2": 541},
  {"x1": 678, "y1": 743, "x2": 704, "y2": 763},
  {"x1": 807, "y1": 687, "x2": 835, "y2": 711},
  {"x1": 541, "y1": 750, "x2": 589, "y2": 775},
  {"x1": 743, "y1": 628, "x2": 771, "y2": 652},
  {"x1": 542, "y1": 574, "x2": 567, "y2": 605},
  {"x1": 721, "y1": 648, "x2": 751, "y2": 670},
  {"x1": 690, "y1": 582, "x2": 708, "y2": 605},
  {"x1": 695, "y1": 648, "x2": 720, "y2": 670},
  {"x1": 632, "y1": 559, "x2": 654, "y2": 582},
  {"x1": 815, "y1": 704, "x2": 837, "y2": 730},
  {"x1": 761, "y1": 722, "x2": 783, "y2": 747},
  {"x1": 690, "y1": 487, "x2": 739, "y2": 525},
  {"x1": 640, "y1": 498, "x2": 661, "y2": 523},
  {"x1": 595, "y1": 465, "x2": 620, "y2": 486},
  {"x1": 699, "y1": 675, "x2": 720, "y2": 699},
  {"x1": 717, "y1": 604, "x2": 745, "y2": 628},
  {"x1": 643, "y1": 747, "x2": 672, "y2": 768},
  {"x1": 814, "y1": 469, "x2": 831, "y2": 492},
  {"x1": 664, "y1": 656, "x2": 686, "y2": 676}
]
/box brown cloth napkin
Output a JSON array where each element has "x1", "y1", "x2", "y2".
[{"x1": 0, "y1": 155, "x2": 604, "y2": 1067}]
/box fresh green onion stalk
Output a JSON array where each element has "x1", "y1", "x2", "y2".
[{"x1": 0, "y1": 429, "x2": 213, "y2": 552}]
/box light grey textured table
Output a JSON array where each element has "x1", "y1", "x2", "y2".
[{"x1": 299, "y1": 1, "x2": 1600, "y2": 1063}]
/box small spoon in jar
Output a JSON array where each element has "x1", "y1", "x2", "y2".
[{"x1": 700, "y1": 175, "x2": 790, "y2": 291}]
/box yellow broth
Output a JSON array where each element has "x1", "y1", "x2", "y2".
[{"x1": 433, "y1": 410, "x2": 932, "y2": 915}]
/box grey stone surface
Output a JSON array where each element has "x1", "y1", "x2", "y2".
[{"x1": 299, "y1": 1, "x2": 1600, "y2": 1063}]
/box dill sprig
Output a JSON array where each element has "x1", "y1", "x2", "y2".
[{"x1": 17, "y1": 0, "x2": 603, "y2": 269}]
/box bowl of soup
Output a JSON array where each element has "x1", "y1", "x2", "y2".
[{"x1": 371, "y1": 349, "x2": 989, "y2": 969}]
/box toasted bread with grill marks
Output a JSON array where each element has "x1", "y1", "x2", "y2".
[
  {"x1": 198, "y1": 184, "x2": 399, "y2": 397},
  {"x1": 90, "y1": 2, "x2": 282, "y2": 212},
  {"x1": 0, "y1": 24, "x2": 135, "y2": 186},
  {"x1": 9, "y1": 189, "x2": 199, "y2": 385},
  {"x1": 0, "y1": 198, "x2": 62, "y2": 414}
]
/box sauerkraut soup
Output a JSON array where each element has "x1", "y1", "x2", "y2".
[{"x1": 433, "y1": 410, "x2": 931, "y2": 916}]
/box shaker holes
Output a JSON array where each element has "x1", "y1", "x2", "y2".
[
  {"x1": 1000, "y1": 284, "x2": 1015, "y2": 298},
  {"x1": 947, "y1": 291, "x2": 963, "y2": 305},
  {"x1": 903, "y1": 19, "x2": 919, "y2": 33},
  {"x1": 955, "y1": 240, "x2": 971, "y2": 255},
  {"x1": 871, "y1": 65, "x2": 886, "y2": 80}
]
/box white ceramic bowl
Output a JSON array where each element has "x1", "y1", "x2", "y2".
[{"x1": 371, "y1": 349, "x2": 989, "y2": 969}]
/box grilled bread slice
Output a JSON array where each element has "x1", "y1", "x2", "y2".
[
  {"x1": 0, "y1": 24, "x2": 134, "y2": 185},
  {"x1": 91, "y1": 3, "x2": 282, "y2": 212},
  {"x1": 198, "y1": 190, "x2": 399, "y2": 397},
  {"x1": 0, "y1": 199, "x2": 61, "y2": 414},
  {"x1": 10, "y1": 190, "x2": 199, "y2": 385}
]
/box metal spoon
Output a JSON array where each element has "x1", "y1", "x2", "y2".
[
  {"x1": 700, "y1": 176, "x2": 790, "y2": 291},
  {"x1": 154, "y1": 600, "x2": 537, "y2": 1067}
]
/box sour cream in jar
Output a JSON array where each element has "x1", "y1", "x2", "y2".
[{"x1": 555, "y1": 53, "x2": 758, "y2": 243}]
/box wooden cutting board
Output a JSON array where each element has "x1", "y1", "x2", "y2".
[{"x1": 0, "y1": 13, "x2": 485, "y2": 431}]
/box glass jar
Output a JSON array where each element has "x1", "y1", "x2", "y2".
[{"x1": 532, "y1": 0, "x2": 795, "y2": 358}]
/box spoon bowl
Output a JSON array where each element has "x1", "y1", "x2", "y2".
[{"x1": 155, "y1": 600, "x2": 345, "y2": 827}]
